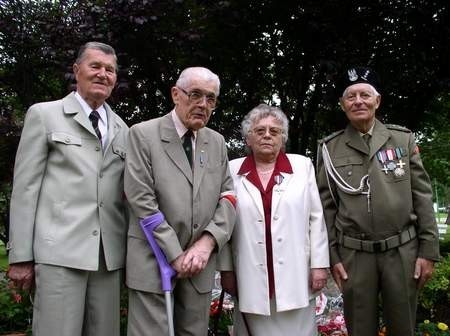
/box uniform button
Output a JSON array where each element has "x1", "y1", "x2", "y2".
[
  {"x1": 347, "y1": 171, "x2": 352, "y2": 176},
  {"x1": 278, "y1": 260, "x2": 284, "y2": 265},
  {"x1": 95, "y1": 146, "x2": 101, "y2": 151},
  {"x1": 277, "y1": 238, "x2": 282, "y2": 242},
  {"x1": 257, "y1": 241, "x2": 264, "y2": 244},
  {"x1": 92, "y1": 230, "x2": 99, "y2": 236},
  {"x1": 257, "y1": 219, "x2": 263, "y2": 223},
  {"x1": 65, "y1": 137, "x2": 71, "y2": 144},
  {"x1": 193, "y1": 224, "x2": 199, "y2": 229},
  {"x1": 99, "y1": 202, "x2": 104, "y2": 207},
  {"x1": 273, "y1": 216, "x2": 279, "y2": 220}
]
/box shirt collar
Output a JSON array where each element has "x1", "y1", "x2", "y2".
[
  {"x1": 237, "y1": 151, "x2": 293, "y2": 175},
  {"x1": 359, "y1": 122, "x2": 375, "y2": 137},
  {"x1": 171, "y1": 109, "x2": 197, "y2": 139},
  {"x1": 74, "y1": 91, "x2": 107, "y2": 124}
]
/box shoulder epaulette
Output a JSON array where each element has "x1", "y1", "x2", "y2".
[
  {"x1": 319, "y1": 129, "x2": 344, "y2": 144},
  {"x1": 385, "y1": 124, "x2": 411, "y2": 133}
]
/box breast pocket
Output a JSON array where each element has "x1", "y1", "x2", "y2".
[
  {"x1": 333, "y1": 156, "x2": 365, "y2": 187},
  {"x1": 50, "y1": 132, "x2": 82, "y2": 146}
]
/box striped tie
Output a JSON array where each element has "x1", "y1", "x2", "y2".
[{"x1": 89, "y1": 110, "x2": 102, "y2": 142}]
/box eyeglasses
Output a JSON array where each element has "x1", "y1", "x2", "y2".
[
  {"x1": 177, "y1": 87, "x2": 218, "y2": 109},
  {"x1": 251, "y1": 126, "x2": 283, "y2": 137}
]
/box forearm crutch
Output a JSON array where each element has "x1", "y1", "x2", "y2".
[{"x1": 140, "y1": 212, "x2": 177, "y2": 336}]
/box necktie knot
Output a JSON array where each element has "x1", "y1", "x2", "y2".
[{"x1": 89, "y1": 111, "x2": 102, "y2": 141}]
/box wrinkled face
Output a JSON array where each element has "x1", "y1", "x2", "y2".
[
  {"x1": 171, "y1": 77, "x2": 218, "y2": 130},
  {"x1": 73, "y1": 48, "x2": 117, "y2": 108},
  {"x1": 246, "y1": 116, "x2": 284, "y2": 158},
  {"x1": 340, "y1": 83, "x2": 381, "y2": 127}
]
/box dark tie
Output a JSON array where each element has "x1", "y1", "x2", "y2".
[
  {"x1": 363, "y1": 133, "x2": 371, "y2": 150},
  {"x1": 182, "y1": 130, "x2": 193, "y2": 167},
  {"x1": 89, "y1": 111, "x2": 102, "y2": 142}
]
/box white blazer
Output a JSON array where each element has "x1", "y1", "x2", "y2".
[{"x1": 229, "y1": 154, "x2": 329, "y2": 315}]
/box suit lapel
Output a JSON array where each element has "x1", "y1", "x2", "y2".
[
  {"x1": 369, "y1": 119, "x2": 390, "y2": 159},
  {"x1": 63, "y1": 92, "x2": 97, "y2": 137},
  {"x1": 193, "y1": 130, "x2": 208, "y2": 197},
  {"x1": 160, "y1": 114, "x2": 193, "y2": 184},
  {"x1": 241, "y1": 176, "x2": 264, "y2": 217},
  {"x1": 103, "y1": 104, "x2": 122, "y2": 152},
  {"x1": 271, "y1": 172, "x2": 293, "y2": 214},
  {"x1": 344, "y1": 125, "x2": 369, "y2": 155}
]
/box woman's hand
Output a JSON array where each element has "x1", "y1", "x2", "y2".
[{"x1": 310, "y1": 268, "x2": 328, "y2": 292}]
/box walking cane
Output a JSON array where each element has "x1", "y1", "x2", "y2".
[{"x1": 140, "y1": 212, "x2": 177, "y2": 336}]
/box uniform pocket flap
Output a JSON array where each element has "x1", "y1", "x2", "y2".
[
  {"x1": 112, "y1": 145, "x2": 126, "y2": 159},
  {"x1": 50, "y1": 132, "x2": 82, "y2": 146},
  {"x1": 333, "y1": 156, "x2": 363, "y2": 167}
]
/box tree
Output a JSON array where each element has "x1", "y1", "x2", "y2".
[{"x1": 0, "y1": 0, "x2": 449, "y2": 244}]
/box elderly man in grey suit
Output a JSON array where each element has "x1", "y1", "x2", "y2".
[
  {"x1": 125, "y1": 67, "x2": 236, "y2": 336},
  {"x1": 7, "y1": 42, "x2": 128, "y2": 336}
]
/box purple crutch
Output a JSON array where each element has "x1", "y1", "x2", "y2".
[{"x1": 140, "y1": 212, "x2": 177, "y2": 336}]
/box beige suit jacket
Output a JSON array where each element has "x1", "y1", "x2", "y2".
[
  {"x1": 125, "y1": 113, "x2": 236, "y2": 294},
  {"x1": 8, "y1": 92, "x2": 129, "y2": 271}
]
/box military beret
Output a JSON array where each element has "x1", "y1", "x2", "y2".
[{"x1": 337, "y1": 66, "x2": 381, "y2": 96}]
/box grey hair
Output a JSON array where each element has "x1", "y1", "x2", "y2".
[
  {"x1": 342, "y1": 83, "x2": 380, "y2": 98},
  {"x1": 241, "y1": 104, "x2": 289, "y2": 144},
  {"x1": 75, "y1": 42, "x2": 118, "y2": 71},
  {"x1": 176, "y1": 67, "x2": 220, "y2": 96}
]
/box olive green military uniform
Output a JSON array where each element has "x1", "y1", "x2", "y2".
[{"x1": 317, "y1": 119, "x2": 440, "y2": 336}]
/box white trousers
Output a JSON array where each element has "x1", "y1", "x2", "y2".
[{"x1": 234, "y1": 298, "x2": 317, "y2": 336}]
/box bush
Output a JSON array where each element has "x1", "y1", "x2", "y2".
[
  {"x1": 418, "y1": 255, "x2": 450, "y2": 324},
  {"x1": 0, "y1": 274, "x2": 32, "y2": 334}
]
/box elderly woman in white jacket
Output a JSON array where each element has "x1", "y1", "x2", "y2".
[{"x1": 220, "y1": 104, "x2": 329, "y2": 335}]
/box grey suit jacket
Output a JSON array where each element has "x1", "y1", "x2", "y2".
[
  {"x1": 8, "y1": 92, "x2": 129, "y2": 271},
  {"x1": 125, "y1": 112, "x2": 236, "y2": 294}
]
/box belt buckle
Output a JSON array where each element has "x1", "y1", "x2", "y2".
[{"x1": 372, "y1": 241, "x2": 383, "y2": 253}]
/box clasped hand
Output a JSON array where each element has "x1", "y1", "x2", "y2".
[{"x1": 171, "y1": 234, "x2": 216, "y2": 278}]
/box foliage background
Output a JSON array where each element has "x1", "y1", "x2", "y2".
[{"x1": 0, "y1": 0, "x2": 449, "y2": 255}]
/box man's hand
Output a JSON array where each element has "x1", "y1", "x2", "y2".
[
  {"x1": 310, "y1": 268, "x2": 328, "y2": 292},
  {"x1": 414, "y1": 257, "x2": 434, "y2": 289},
  {"x1": 7, "y1": 262, "x2": 35, "y2": 291},
  {"x1": 172, "y1": 233, "x2": 216, "y2": 278},
  {"x1": 331, "y1": 262, "x2": 348, "y2": 292},
  {"x1": 182, "y1": 233, "x2": 216, "y2": 276},
  {"x1": 220, "y1": 271, "x2": 237, "y2": 297}
]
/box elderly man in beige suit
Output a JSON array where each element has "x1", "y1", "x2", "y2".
[
  {"x1": 125, "y1": 67, "x2": 236, "y2": 336},
  {"x1": 7, "y1": 42, "x2": 128, "y2": 336}
]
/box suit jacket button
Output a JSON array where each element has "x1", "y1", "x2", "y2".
[
  {"x1": 99, "y1": 202, "x2": 104, "y2": 207},
  {"x1": 65, "y1": 137, "x2": 71, "y2": 144},
  {"x1": 92, "y1": 230, "x2": 99, "y2": 236}
]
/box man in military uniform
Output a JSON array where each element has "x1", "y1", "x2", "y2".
[{"x1": 316, "y1": 66, "x2": 440, "y2": 336}]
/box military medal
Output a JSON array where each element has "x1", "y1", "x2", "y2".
[
  {"x1": 386, "y1": 149, "x2": 398, "y2": 171},
  {"x1": 274, "y1": 174, "x2": 284, "y2": 185},
  {"x1": 394, "y1": 167, "x2": 405, "y2": 177},
  {"x1": 376, "y1": 151, "x2": 389, "y2": 174},
  {"x1": 394, "y1": 147, "x2": 406, "y2": 177}
]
